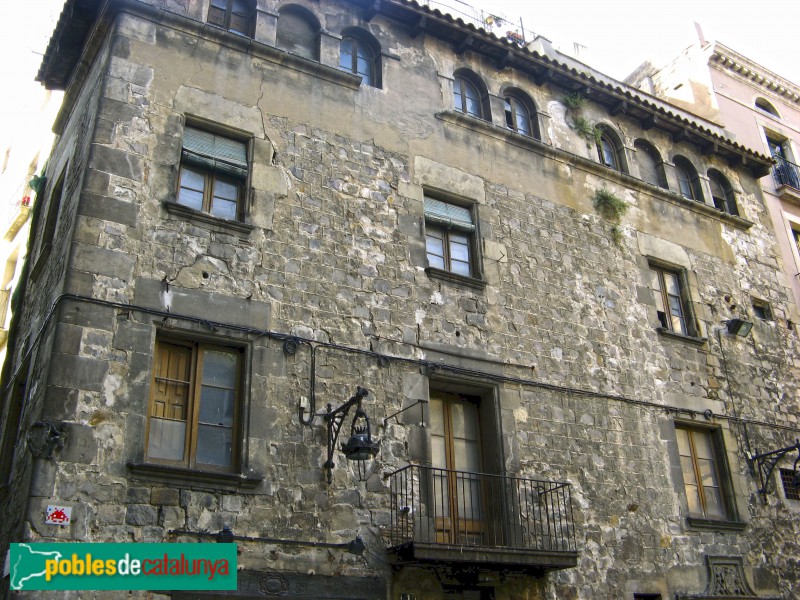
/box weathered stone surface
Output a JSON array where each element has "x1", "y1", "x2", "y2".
[{"x1": 2, "y1": 2, "x2": 798, "y2": 600}]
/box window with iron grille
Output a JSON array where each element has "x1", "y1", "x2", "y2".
[{"x1": 780, "y1": 469, "x2": 800, "y2": 500}]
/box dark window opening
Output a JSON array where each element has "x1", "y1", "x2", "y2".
[
  {"x1": 780, "y1": 469, "x2": 800, "y2": 500},
  {"x1": 634, "y1": 139, "x2": 667, "y2": 188},
  {"x1": 708, "y1": 169, "x2": 739, "y2": 216},
  {"x1": 752, "y1": 300, "x2": 773, "y2": 321},
  {"x1": 674, "y1": 156, "x2": 703, "y2": 202},
  {"x1": 755, "y1": 98, "x2": 780, "y2": 118}
]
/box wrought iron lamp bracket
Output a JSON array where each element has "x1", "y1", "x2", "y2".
[
  {"x1": 324, "y1": 386, "x2": 369, "y2": 483},
  {"x1": 748, "y1": 439, "x2": 800, "y2": 501}
]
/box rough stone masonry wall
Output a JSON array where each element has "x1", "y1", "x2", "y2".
[
  {"x1": 4, "y1": 1, "x2": 800, "y2": 598},
  {"x1": 0, "y1": 30, "x2": 113, "y2": 579}
]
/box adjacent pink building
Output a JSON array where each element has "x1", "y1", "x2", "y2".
[{"x1": 629, "y1": 41, "x2": 800, "y2": 324}]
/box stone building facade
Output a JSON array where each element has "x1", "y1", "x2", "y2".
[{"x1": 1, "y1": 0, "x2": 799, "y2": 598}]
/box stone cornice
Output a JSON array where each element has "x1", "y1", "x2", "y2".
[{"x1": 709, "y1": 42, "x2": 800, "y2": 106}]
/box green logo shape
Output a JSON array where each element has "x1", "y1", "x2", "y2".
[{"x1": 10, "y1": 543, "x2": 237, "y2": 591}]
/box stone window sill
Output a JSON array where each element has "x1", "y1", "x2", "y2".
[
  {"x1": 656, "y1": 327, "x2": 707, "y2": 346},
  {"x1": 425, "y1": 267, "x2": 486, "y2": 290},
  {"x1": 163, "y1": 202, "x2": 254, "y2": 239},
  {"x1": 686, "y1": 516, "x2": 747, "y2": 532},
  {"x1": 128, "y1": 462, "x2": 263, "y2": 493}
]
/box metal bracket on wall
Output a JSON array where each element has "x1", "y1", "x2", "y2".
[{"x1": 748, "y1": 439, "x2": 800, "y2": 501}]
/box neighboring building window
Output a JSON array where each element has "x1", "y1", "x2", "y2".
[
  {"x1": 755, "y1": 97, "x2": 780, "y2": 118},
  {"x1": 276, "y1": 4, "x2": 320, "y2": 61},
  {"x1": 708, "y1": 169, "x2": 739, "y2": 216},
  {"x1": 430, "y1": 392, "x2": 484, "y2": 545},
  {"x1": 780, "y1": 469, "x2": 800, "y2": 500},
  {"x1": 146, "y1": 338, "x2": 242, "y2": 471},
  {"x1": 503, "y1": 90, "x2": 538, "y2": 138},
  {"x1": 793, "y1": 227, "x2": 800, "y2": 257},
  {"x1": 768, "y1": 135, "x2": 800, "y2": 189},
  {"x1": 634, "y1": 139, "x2": 667, "y2": 188},
  {"x1": 649, "y1": 265, "x2": 693, "y2": 336},
  {"x1": 675, "y1": 425, "x2": 732, "y2": 520},
  {"x1": 424, "y1": 197, "x2": 476, "y2": 277},
  {"x1": 178, "y1": 127, "x2": 248, "y2": 221},
  {"x1": 207, "y1": 0, "x2": 254, "y2": 36},
  {"x1": 596, "y1": 127, "x2": 625, "y2": 173},
  {"x1": 339, "y1": 29, "x2": 381, "y2": 87},
  {"x1": 673, "y1": 156, "x2": 703, "y2": 201}
]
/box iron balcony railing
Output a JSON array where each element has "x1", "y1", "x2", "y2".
[
  {"x1": 385, "y1": 465, "x2": 576, "y2": 554},
  {"x1": 773, "y1": 155, "x2": 800, "y2": 191}
]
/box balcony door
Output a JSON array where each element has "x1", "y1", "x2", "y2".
[{"x1": 430, "y1": 393, "x2": 484, "y2": 545}]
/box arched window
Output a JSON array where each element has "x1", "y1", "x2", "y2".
[
  {"x1": 276, "y1": 5, "x2": 320, "y2": 61},
  {"x1": 503, "y1": 89, "x2": 539, "y2": 139},
  {"x1": 755, "y1": 98, "x2": 780, "y2": 118},
  {"x1": 708, "y1": 169, "x2": 739, "y2": 216},
  {"x1": 207, "y1": 0, "x2": 255, "y2": 36},
  {"x1": 596, "y1": 126, "x2": 626, "y2": 173},
  {"x1": 339, "y1": 28, "x2": 381, "y2": 88},
  {"x1": 453, "y1": 70, "x2": 489, "y2": 120},
  {"x1": 673, "y1": 156, "x2": 703, "y2": 201},
  {"x1": 634, "y1": 139, "x2": 667, "y2": 188}
]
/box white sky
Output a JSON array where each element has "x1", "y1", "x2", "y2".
[{"x1": 1, "y1": 0, "x2": 798, "y2": 144}]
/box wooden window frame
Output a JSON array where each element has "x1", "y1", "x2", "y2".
[
  {"x1": 339, "y1": 34, "x2": 379, "y2": 87},
  {"x1": 145, "y1": 338, "x2": 243, "y2": 474},
  {"x1": 429, "y1": 392, "x2": 484, "y2": 546},
  {"x1": 503, "y1": 96, "x2": 532, "y2": 137},
  {"x1": 674, "y1": 157, "x2": 703, "y2": 202},
  {"x1": 453, "y1": 77, "x2": 483, "y2": 119},
  {"x1": 674, "y1": 424, "x2": 735, "y2": 521},
  {"x1": 597, "y1": 132, "x2": 621, "y2": 171},
  {"x1": 177, "y1": 125, "x2": 250, "y2": 223},
  {"x1": 708, "y1": 170, "x2": 739, "y2": 216},
  {"x1": 177, "y1": 165, "x2": 242, "y2": 221},
  {"x1": 424, "y1": 195, "x2": 479, "y2": 280},
  {"x1": 207, "y1": 0, "x2": 254, "y2": 36},
  {"x1": 650, "y1": 264, "x2": 693, "y2": 336}
]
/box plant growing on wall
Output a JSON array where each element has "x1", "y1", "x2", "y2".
[
  {"x1": 572, "y1": 115, "x2": 601, "y2": 146},
  {"x1": 593, "y1": 187, "x2": 628, "y2": 248},
  {"x1": 563, "y1": 92, "x2": 588, "y2": 111},
  {"x1": 563, "y1": 92, "x2": 600, "y2": 148}
]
